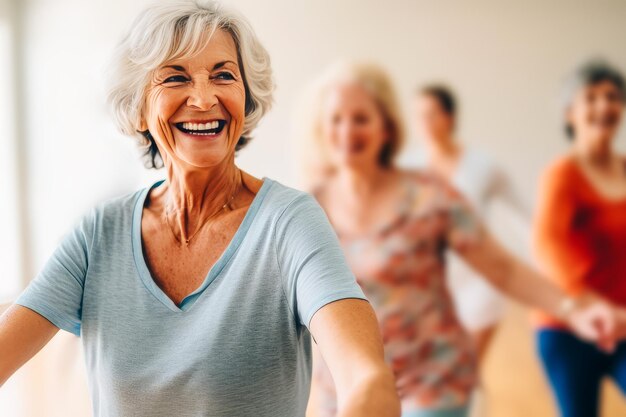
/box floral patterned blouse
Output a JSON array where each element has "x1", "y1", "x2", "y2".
[{"x1": 312, "y1": 172, "x2": 480, "y2": 414}]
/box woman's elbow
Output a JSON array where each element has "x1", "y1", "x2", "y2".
[{"x1": 338, "y1": 365, "x2": 400, "y2": 417}]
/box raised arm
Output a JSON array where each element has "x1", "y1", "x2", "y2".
[
  {"x1": 309, "y1": 299, "x2": 400, "y2": 417},
  {"x1": 451, "y1": 221, "x2": 618, "y2": 350},
  {"x1": 422, "y1": 172, "x2": 620, "y2": 349},
  {"x1": 0, "y1": 304, "x2": 59, "y2": 387}
]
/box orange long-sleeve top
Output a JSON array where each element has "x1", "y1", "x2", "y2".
[{"x1": 533, "y1": 156, "x2": 626, "y2": 329}]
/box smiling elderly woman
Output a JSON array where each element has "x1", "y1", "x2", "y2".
[{"x1": 0, "y1": 1, "x2": 399, "y2": 416}]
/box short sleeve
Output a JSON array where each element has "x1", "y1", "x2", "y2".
[
  {"x1": 426, "y1": 179, "x2": 484, "y2": 251},
  {"x1": 14, "y1": 208, "x2": 96, "y2": 336},
  {"x1": 275, "y1": 193, "x2": 367, "y2": 328}
]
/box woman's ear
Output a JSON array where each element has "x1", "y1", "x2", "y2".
[
  {"x1": 565, "y1": 106, "x2": 575, "y2": 128},
  {"x1": 565, "y1": 106, "x2": 573, "y2": 124},
  {"x1": 564, "y1": 106, "x2": 576, "y2": 139},
  {"x1": 138, "y1": 115, "x2": 148, "y2": 133},
  {"x1": 445, "y1": 113, "x2": 456, "y2": 133}
]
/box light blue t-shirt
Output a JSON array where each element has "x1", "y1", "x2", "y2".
[{"x1": 15, "y1": 178, "x2": 367, "y2": 417}]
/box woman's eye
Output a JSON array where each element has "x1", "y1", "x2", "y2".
[
  {"x1": 354, "y1": 114, "x2": 369, "y2": 124},
  {"x1": 162, "y1": 75, "x2": 189, "y2": 84},
  {"x1": 214, "y1": 72, "x2": 235, "y2": 81},
  {"x1": 584, "y1": 92, "x2": 595, "y2": 104},
  {"x1": 607, "y1": 91, "x2": 622, "y2": 103}
]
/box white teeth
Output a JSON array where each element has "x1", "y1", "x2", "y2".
[{"x1": 181, "y1": 121, "x2": 221, "y2": 131}]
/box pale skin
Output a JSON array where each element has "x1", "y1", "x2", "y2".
[
  {"x1": 413, "y1": 92, "x2": 495, "y2": 360},
  {"x1": 307, "y1": 81, "x2": 624, "y2": 416},
  {"x1": 0, "y1": 30, "x2": 401, "y2": 417}
]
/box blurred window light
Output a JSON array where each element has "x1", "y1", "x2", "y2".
[{"x1": 0, "y1": 0, "x2": 22, "y2": 303}]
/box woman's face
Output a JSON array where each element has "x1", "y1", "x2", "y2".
[
  {"x1": 568, "y1": 80, "x2": 624, "y2": 146},
  {"x1": 321, "y1": 83, "x2": 389, "y2": 169},
  {"x1": 141, "y1": 29, "x2": 246, "y2": 169},
  {"x1": 414, "y1": 94, "x2": 453, "y2": 144}
]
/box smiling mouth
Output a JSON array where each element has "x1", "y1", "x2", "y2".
[{"x1": 175, "y1": 120, "x2": 227, "y2": 136}]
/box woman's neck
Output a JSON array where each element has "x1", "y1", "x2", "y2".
[
  {"x1": 573, "y1": 135, "x2": 614, "y2": 167},
  {"x1": 161, "y1": 158, "x2": 241, "y2": 239},
  {"x1": 335, "y1": 163, "x2": 392, "y2": 198},
  {"x1": 426, "y1": 134, "x2": 460, "y2": 159},
  {"x1": 425, "y1": 135, "x2": 462, "y2": 179}
]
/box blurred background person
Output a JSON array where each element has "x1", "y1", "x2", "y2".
[
  {"x1": 533, "y1": 59, "x2": 626, "y2": 417},
  {"x1": 405, "y1": 84, "x2": 529, "y2": 359},
  {"x1": 302, "y1": 61, "x2": 620, "y2": 417},
  {"x1": 401, "y1": 85, "x2": 532, "y2": 417}
]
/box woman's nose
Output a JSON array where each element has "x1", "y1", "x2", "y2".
[
  {"x1": 338, "y1": 121, "x2": 356, "y2": 141},
  {"x1": 186, "y1": 83, "x2": 218, "y2": 110}
]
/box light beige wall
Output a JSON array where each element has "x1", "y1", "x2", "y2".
[{"x1": 3, "y1": 0, "x2": 626, "y2": 416}]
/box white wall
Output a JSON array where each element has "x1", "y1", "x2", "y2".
[
  {"x1": 3, "y1": 0, "x2": 626, "y2": 416},
  {"x1": 0, "y1": 0, "x2": 21, "y2": 301}
]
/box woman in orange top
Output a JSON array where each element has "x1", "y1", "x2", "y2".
[{"x1": 534, "y1": 59, "x2": 626, "y2": 417}]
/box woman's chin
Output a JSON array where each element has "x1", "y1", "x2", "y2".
[
  {"x1": 589, "y1": 129, "x2": 617, "y2": 146},
  {"x1": 174, "y1": 146, "x2": 232, "y2": 169}
]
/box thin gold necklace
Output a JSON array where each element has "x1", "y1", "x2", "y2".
[{"x1": 164, "y1": 170, "x2": 243, "y2": 246}]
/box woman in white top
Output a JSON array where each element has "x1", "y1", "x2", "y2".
[{"x1": 400, "y1": 85, "x2": 529, "y2": 359}]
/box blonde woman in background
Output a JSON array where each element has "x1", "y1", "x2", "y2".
[{"x1": 301, "y1": 61, "x2": 623, "y2": 417}]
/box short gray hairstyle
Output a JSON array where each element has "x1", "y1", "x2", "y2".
[
  {"x1": 562, "y1": 58, "x2": 625, "y2": 140},
  {"x1": 107, "y1": 0, "x2": 274, "y2": 168}
]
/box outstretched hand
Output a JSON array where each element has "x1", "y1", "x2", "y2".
[{"x1": 565, "y1": 300, "x2": 619, "y2": 352}]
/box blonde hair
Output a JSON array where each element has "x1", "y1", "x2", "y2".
[
  {"x1": 297, "y1": 61, "x2": 405, "y2": 187},
  {"x1": 106, "y1": 0, "x2": 274, "y2": 168}
]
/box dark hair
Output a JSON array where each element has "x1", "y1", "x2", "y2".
[
  {"x1": 563, "y1": 59, "x2": 626, "y2": 140},
  {"x1": 418, "y1": 84, "x2": 457, "y2": 118}
]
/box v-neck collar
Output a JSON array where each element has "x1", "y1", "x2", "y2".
[{"x1": 131, "y1": 177, "x2": 274, "y2": 312}]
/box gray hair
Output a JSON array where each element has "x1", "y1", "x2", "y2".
[
  {"x1": 562, "y1": 58, "x2": 625, "y2": 140},
  {"x1": 107, "y1": 0, "x2": 274, "y2": 168}
]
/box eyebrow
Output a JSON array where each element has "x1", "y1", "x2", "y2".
[
  {"x1": 213, "y1": 60, "x2": 237, "y2": 70},
  {"x1": 160, "y1": 60, "x2": 238, "y2": 72},
  {"x1": 162, "y1": 65, "x2": 186, "y2": 71}
]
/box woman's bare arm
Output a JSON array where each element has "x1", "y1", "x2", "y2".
[
  {"x1": 454, "y1": 230, "x2": 617, "y2": 349},
  {"x1": 0, "y1": 304, "x2": 59, "y2": 387},
  {"x1": 309, "y1": 299, "x2": 400, "y2": 417}
]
